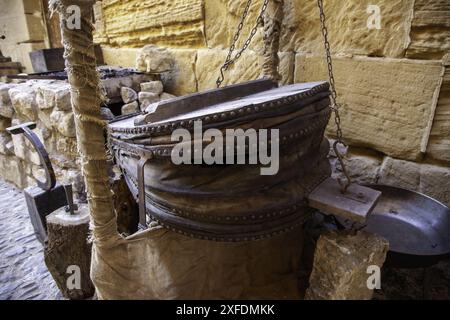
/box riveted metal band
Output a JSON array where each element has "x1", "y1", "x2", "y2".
[{"x1": 109, "y1": 82, "x2": 330, "y2": 138}]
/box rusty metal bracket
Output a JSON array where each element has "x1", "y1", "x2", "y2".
[{"x1": 7, "y1": 122, "x2": 56, "y2": 191}]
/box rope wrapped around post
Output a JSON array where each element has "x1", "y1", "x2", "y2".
[
  {"x1": 49, "y1": 0, "x2": 118, "y2": 246},
  {"x1": 261, "y1": 0, "x2": 284, "y2": 81}
]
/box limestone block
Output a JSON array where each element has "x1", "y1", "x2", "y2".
[
  {"x1": 162, "y1": 49, "x2": 198, "y2": 96},
  {"x1": 295, "y1": 55, "x2": 444, "y2": 161},
  {"x1": 0, "y1": 0, "x2": 40, "y2": 16},
  {"x1": 144, "y1": 103, "x2": 158, "y2": 114},
  {"x1": 16, "y1": 42, "x2": 46, "y2": 73},
  {"x1": 305, "y1": 231, "x2": 389, "y2": 300},
  {"x1": 160, "y1": 92, "x2": 177, "y2": 101},
  {"x1": 0, "y1": 154, "x2": 26, "y2": 188},
  {"x1": 0, "y1": 132, "x2": 14, "y2": 156},
  {"x1": 378, "y1": 157, "x2": 421, "y2": 191},
  {"x1": 22, "y1": 0, "x2": 42, "y2": 14},
  {"x1": 406, "y1": 0, "x2": 450, "y2": 59},
  {"x1": 9, "y1": 84, "x2": 38, "y2": 121},
  {"x1": 100, "y1": 107, "x2": 115, "y2": 121},
  {"x1": 0, "y1": 42, "x2": 44, "y2": 74},
  {"x1": 45, "y1": 205, "x2": 94, "y2": 299},
  {"x1": 99, "y1": 0, "x2": 205, "y2": 48},
  {"x1": 140, "y1": 81, "x2": 164, "y2": 95},
  {"x1": 419, "y1": 164, "x2": 450, "y2": 208},
  {"x1": 10, "y1": 118, "x2": 42, "y2": 166},
  {"x1": 36, "y1": 82, "x2": 72, "y2": 111},
  {"x1": 281, "y1": 0, "x2": 414, "y2": 57},
  {"x1": 121, "y1": 101, "x2": 140, "y2": 115},
  {"x1": 110, "y1": 174, "x2": 139, "y2": 235},
  {"x1": 427, "y1": 57, "x2": 450, "y2": 163},
  {"x1": 36, "y1": 108, "x2": 53, "y2": 130},
  {"x1": 50, "y1": 110, "x2": 76, "y2": 138},
  {"x1": 136, "y1": 45, "x2": 175, "y2": 73},
  {"x1": 196, "y1": 49, "x2": 260, "y2": 92},
  {"x1": 120, "y1": 87, "x2": 138, "y2": 104},
  {"x1": 93, "y1": 1, "x2": 108, "y2": 44},
  {"x1": 204, "y1": 0, "x2": 264, "y2": 51},
  {"x1": 331, "y1": 146, "x2": 383, "y2": 185},
  {"x1": 0, "y1": 83, "x2": 16, "y2": 118},
  {"x1": 379, "y1": 157, "x2": 450, "y2": 208},
  {"x1": 279, "y1": 52, "x2": 295, "y2": 85},
  {"x1": 0, "y1": 116, "x2": 11, "y2": 131},
  {"x1": 101, "y1": 47, "x2": 140, "y2": 68}
]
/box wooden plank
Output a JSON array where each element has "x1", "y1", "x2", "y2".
[{"x1": 308, "y1": 178, "x2": 382, "y2": 223}]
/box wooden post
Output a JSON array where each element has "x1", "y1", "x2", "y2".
[{"x1": 44, "y1": 205, "x2": 94, "y2": 299}]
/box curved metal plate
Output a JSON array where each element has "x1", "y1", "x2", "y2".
[{"x1": 363, "y1": 185, "x2": 450, "y2": 256}]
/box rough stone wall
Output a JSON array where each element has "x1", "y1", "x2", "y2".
[
  {"x1": 0, "y1": 73, "x2": 151, "y2": 196},
  {"x1": 0, "y1": 0, "x2": 48, "y2": 73},
  {"x1": 93, "y1": 0, "x2": 450, "y2": 206},
  {"x1": 0, "y1": 80, "x2": 83, "y2": 196}
]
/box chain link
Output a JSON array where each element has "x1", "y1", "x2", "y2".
[
  {"x1": 317, "y1": 0, "x2": 342, "y2": 142},
  {"x1": 317, "y1": 0, "x2": 351, "y2": 192},
  {"x1": 216, "y1": 0, "x2": 270, "y2": 88}
]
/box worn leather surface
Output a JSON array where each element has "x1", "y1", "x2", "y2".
[
  {"x1": 108, "y1": 82, "x2": 332, "y2": 240},
  {"x1": 91, "y1": 80, "x2": 333, "y2": 299}
]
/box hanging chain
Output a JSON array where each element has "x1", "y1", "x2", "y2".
[
  {"x1": 317, "y1": 0, "x2": 351, "y2": 193},
  {"x1": 216, "y1": 0, "x2": 270, "y2": 88}
]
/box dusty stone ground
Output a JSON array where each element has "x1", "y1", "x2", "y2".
[{"x1": 0, "y1": 179, "x2": 62, "y2": 300}]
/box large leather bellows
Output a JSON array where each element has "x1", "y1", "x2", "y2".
[{"x1": 108, "y1": 79, "x2": 332, "y2": 241}]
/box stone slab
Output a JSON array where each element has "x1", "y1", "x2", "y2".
[
  {"x1": 305, "y1": 230, "x2": 389, "y2": 300},
  {"x1": 295, "y1": 55, "x2": 444, "y2": 161}
]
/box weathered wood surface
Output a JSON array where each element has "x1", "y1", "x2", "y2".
[{"x1": 44, "y1": 205, "x2": 94, "y2": 300}]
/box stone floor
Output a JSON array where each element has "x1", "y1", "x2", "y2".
[{"x1": 0, "y1": 179, "x2": 62, "y2": 300}]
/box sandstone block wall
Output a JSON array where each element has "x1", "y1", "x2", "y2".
[
  {"x1": 0, "y1": 71, "x2": 151, "y2": 195},
  {"x1": 0, "y1": 80, "x2": 83, "y2": 196}
]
